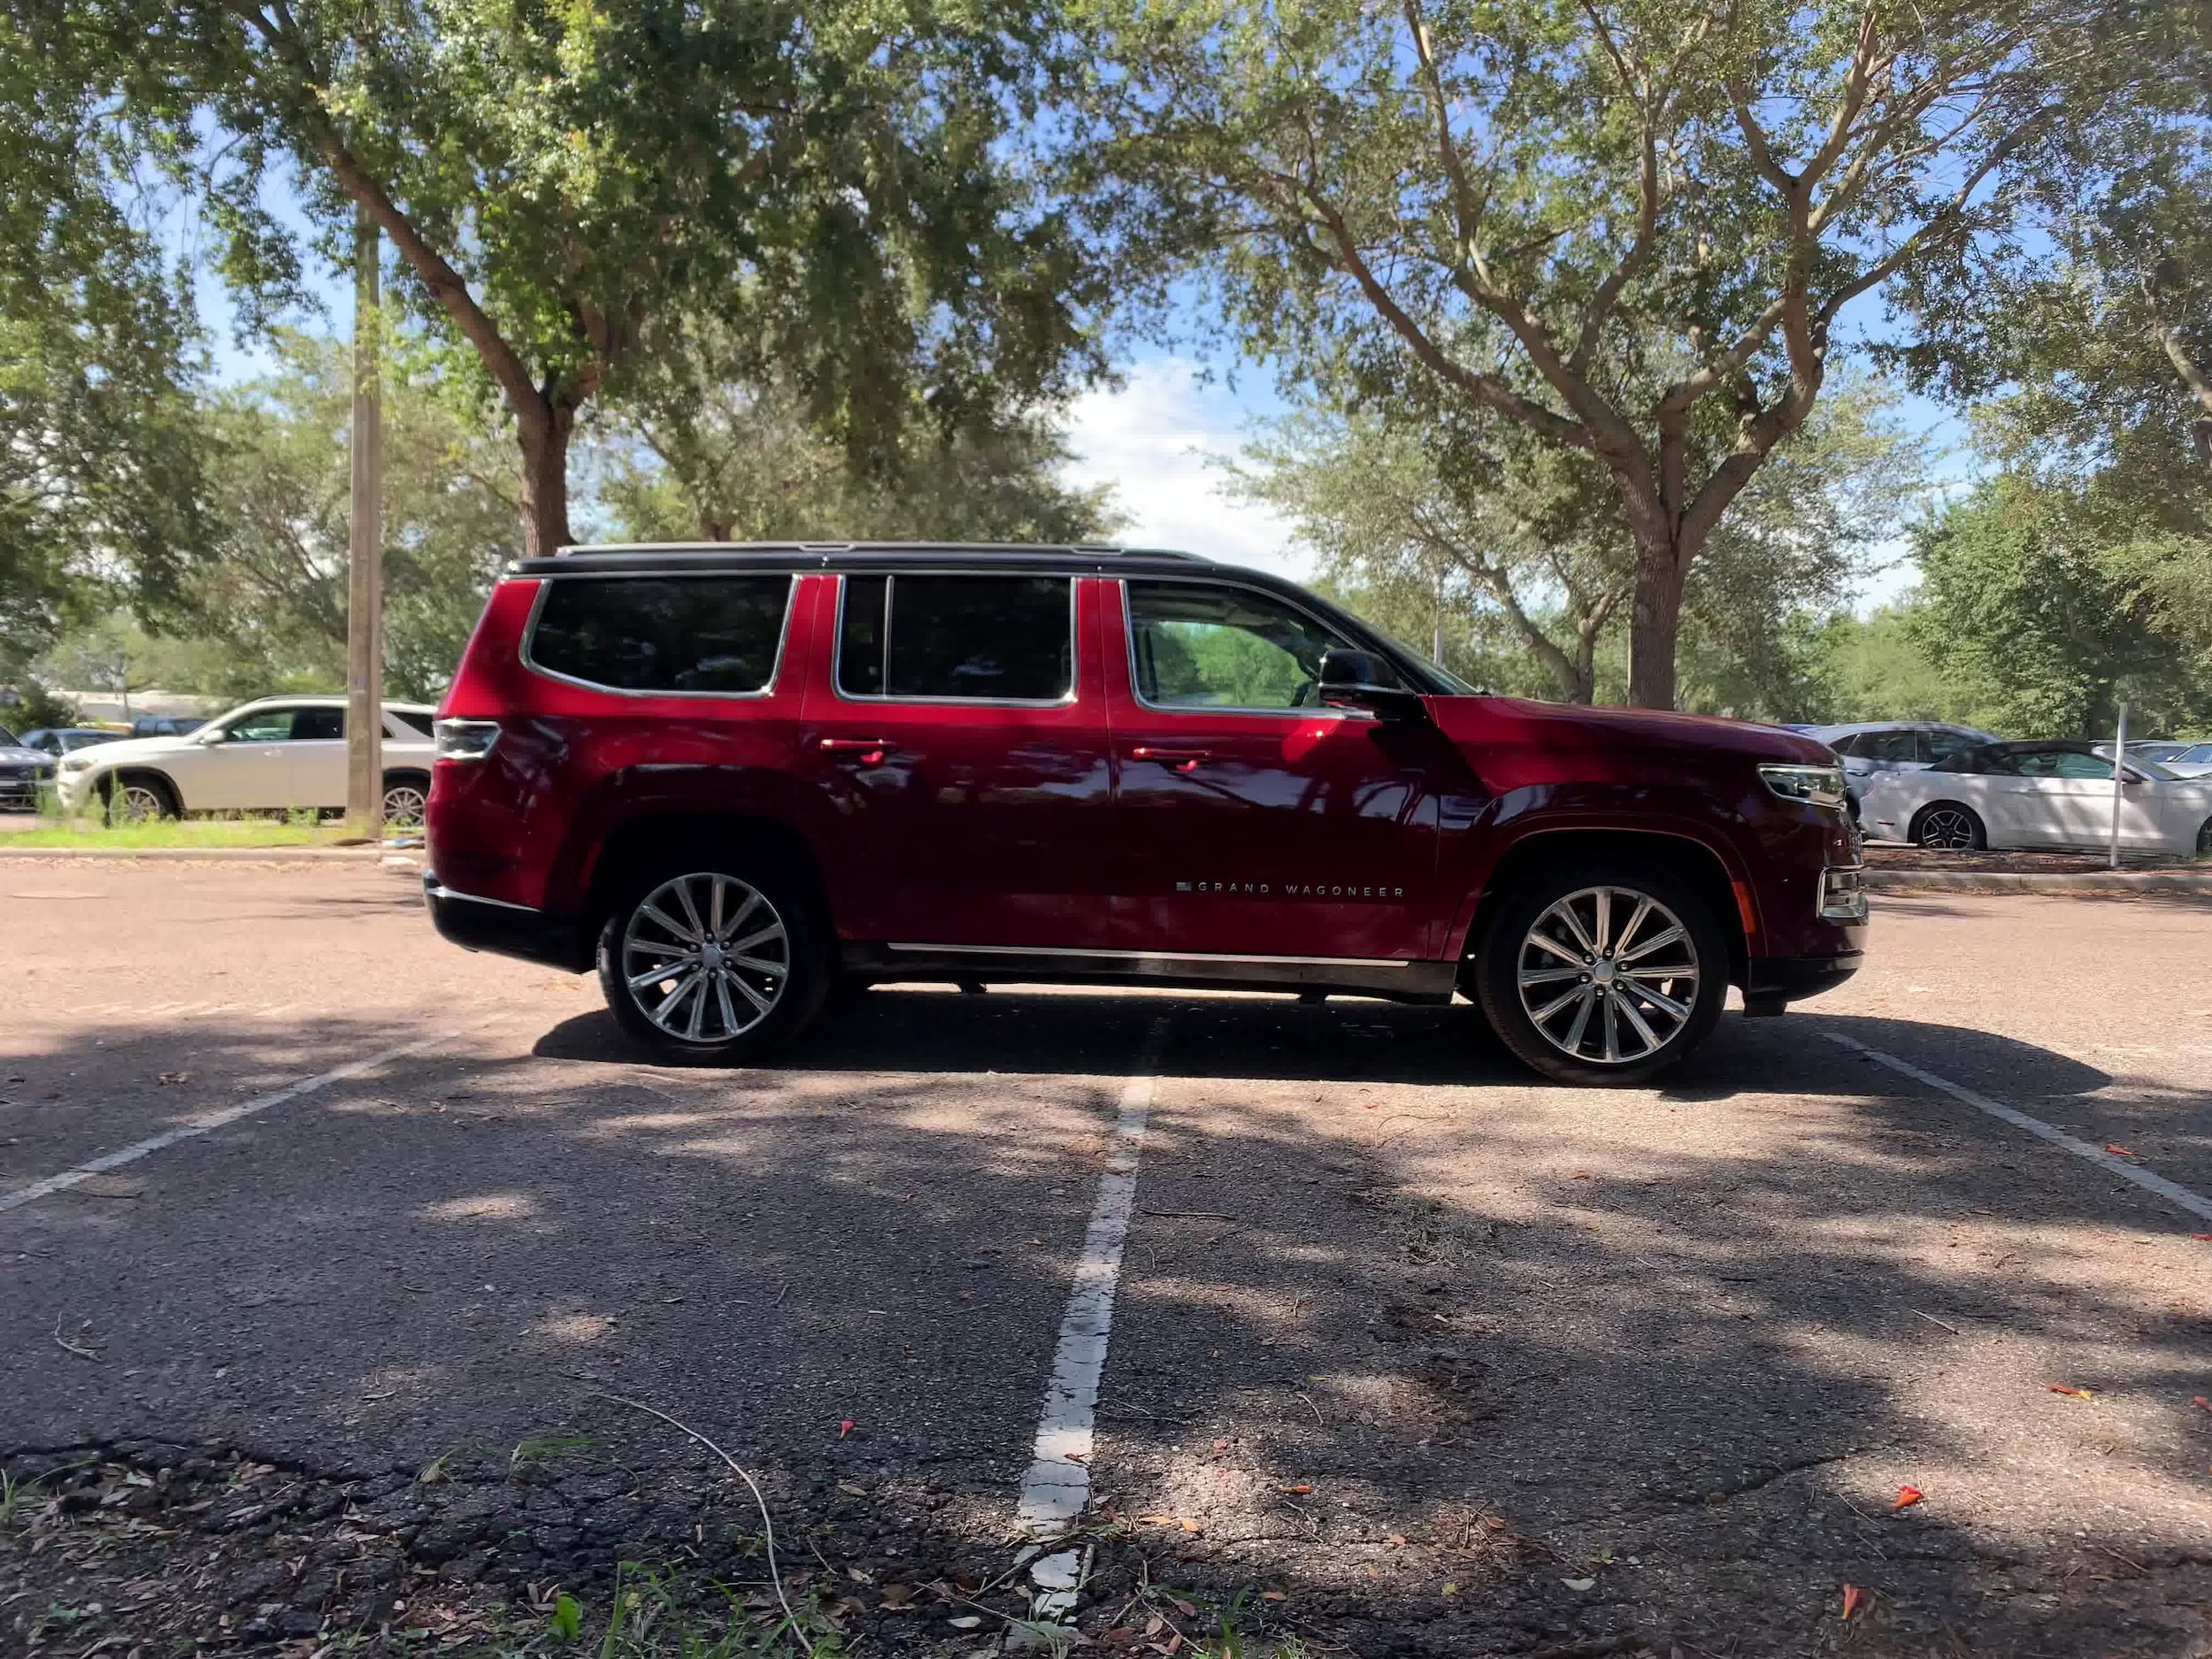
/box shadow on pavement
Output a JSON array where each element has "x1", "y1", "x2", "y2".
[{"x1": 4, "y1": 997, "x2": 2207, "y2": 1657}]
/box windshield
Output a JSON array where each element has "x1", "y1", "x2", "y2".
[
  {"x1": 0, "y1": 726, "x2": 18, "y2": 748},
  {"x1": 2132, "y1": 758, "x2": 2181, "y2": 780}
]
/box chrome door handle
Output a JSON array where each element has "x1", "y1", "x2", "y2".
[{"x1": 1132, "y1": 746, "x2": 1210, "y2": 774}]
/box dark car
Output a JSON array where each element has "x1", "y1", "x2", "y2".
[
  {"x1": 19, "y1": 727, "x2": 126, "y2": 757},
  {"x1": 0, "y1": 725, "x2": 58, "y2": 812},
  {"x1": 423, "y1": 543, "x2": 1866, "y2": 1085},
  {"x1": 129, "y1": 713, "x2": 207, "y2": 739}
]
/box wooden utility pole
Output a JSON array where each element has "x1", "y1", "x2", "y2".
[{"x1": 345, "y1": 205, "x2": 384, "y2": 834}]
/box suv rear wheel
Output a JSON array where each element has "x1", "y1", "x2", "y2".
[
  {"x1": 1475, "y1": 862, "x2": 1728, "y2": 1086},
  {"x1": 596, "y1": 859, "x2": 828, "y2": 1064}
]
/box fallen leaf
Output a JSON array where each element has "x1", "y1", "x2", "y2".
[
  {"x1": 1279, "y1": 1483, "x2": 1312, "y2": 1494},
  {"x1": 1841, "y1": 1583, "x2": 1868, "y2": 1621},
  {"x1": 2192, "y1": 1396, "x2": 2212, "y2": 1414},
  {"x1": 948, "y1": 1616, "x2": 982, "y2": 1631},
  {"x1": 1177, "y1": 1518, "x2": 1202, "y2": 1534},
  {"x1": 1171, "y1": 1597, "x2": 1198, "y2": 1617},
  {"x1": 157, "y1": 1071, "x2": 192, "y2": 1086},
  {"x1": 2047, "y1": 1384, "x2": 2095, "y2": 1400},
  {"x1": 838, "y1": 1482, "x2": 866, "y2": 1497},
  {"x1": 1135, "y1": 1513, "x2": 1174, "y2": 1525},
  {"x1": 1571, "y1": 1171, "x2": 1592, "y2": 1181},
  {"x1": 2191, "y1": 1233, "x2": 2212, "y2": 1242},
  {"x1": 845, "y1": 1565, "x2": 874, "y2": 1585},
  {"x1": 1143, "y1": 1615, "x2": 1164, "y2": 1636},
  {"x1": 1561, "y1": 1577, "x2": 1595, "y2": 1592},
  {"x1": 2103, "y1": 1143, "x2": 2137, "y2": 1157},
  {"x1": 838, "y1": 1417, "x2": 855, "y2": 1439},
  {"x1": 1261, "y1": 1590, "x2": 1285, "y2": 1601},
  {"x1": 879, "y1": 1584, "x2": 914, "y2": 1608},
  {"x1": 1440, "y1": 1581, "x2": 1459, "y2": 1596},
  {"x1": 1892, "y1": 1485, "x2": 1924, "y2": 1510},
  {"x1": 1210, "y1": 1439, "x2": 1230, "y2": 1451}
]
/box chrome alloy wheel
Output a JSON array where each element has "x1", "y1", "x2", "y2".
[
  {"x1": 1916, "y1": 806, "x2": 1978, "y2": 850},
  {"x1": 381, "y1": 782, "x2": 427, "y2": 831},
  {"x1": 1515, "y1": 886, "x2": 1701, "y2": 1066},
  {"x1": 620, "y1": 872, "x2": 790, "y2": 1043}
]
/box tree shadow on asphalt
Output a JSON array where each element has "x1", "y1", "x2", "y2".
[{"x1": 5, "y1": 999, "x2": 2210, "y2": 1657}]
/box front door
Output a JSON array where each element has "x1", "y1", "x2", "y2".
[
  {"x1": 1102, "y1": 577, "x2": 1444, "y2": 961},
  {"x1": 2004, "y1": 750, "x2": 2124, "y2": 848},
  {"x1": 196, "y1": 705, "x2": 302, "y2": 810},
  {"x1": 796, "y1": 570, "x2": 1116, "y2": 949}
]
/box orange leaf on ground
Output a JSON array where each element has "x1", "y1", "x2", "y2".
[
  {"x1": 1841, "y1": 1584, "x2": 1868, "y2": 1621},
  {"x1": 2191, "y1": 1233, "x2": 2212, "y2": 1242},
  {"x1": 1892, "y1": 1486, "x2": 1924, "y2": 1510},
  {"x1": 837, "y1": 1418, "x2": 855, "y2": 1439},
  {"x1": 2047, "y1": 1384, "x2": 2095, "y2": 1400},
  {"x1": 2192, "y1": 1396, "x2": 2212, "y2": 1414},
  {"x1": 1279, "y1": 1483, "x2": 1313, "y2": 1494},
  {"x1": 2103, "y1": 1143, "x2": 2137, "y2": 1156}
]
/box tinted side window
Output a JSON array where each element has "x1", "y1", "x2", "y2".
[
  {"x1": 227, "y1": 709, "x2": 297, "y2": 743},
  {"x1": 1924, "y1": 730, "x2": 1980, "y2": 764},
  {"x1": 291, "y1": 708, "x2": 344, "y2": 741},
  {"x1": 1864, "y1": 730, "x2": 1923, "y2": 763},
  {"x1": 531, "y1": 577, "x2": 790, "y2": 694},
  {"x1": 839, "y1": 574, "x2": 1072, "y2": 702}
]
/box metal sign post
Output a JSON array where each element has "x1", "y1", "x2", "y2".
[{"x1": 2108, "y1": 702, "x2": 2128, "y2": 870}]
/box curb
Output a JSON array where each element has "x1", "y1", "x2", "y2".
[
  {"x1": 0, "y1": 845, "x2": 390, "y2": 863},
  {"x1": 1866, "y1": 868, "x2": 2212, "y2": 897}
]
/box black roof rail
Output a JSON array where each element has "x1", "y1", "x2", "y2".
[{"x1": 554, "y1": 540, "x2": 1206, "y2": 561}]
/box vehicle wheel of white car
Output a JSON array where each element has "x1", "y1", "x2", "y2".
[
  {"x1": 1912, "y1": 802, "x2": 1985, "y2": 852},
  {"x1": 596, "y1": 856, "x2": 828, "y2": 1064},
  {"x1": 108, "y1": 775, "x2": 176, "y2": 823},
  {"x1": 381, "y1": 774, "x2": 428, "y2": 832},
  {"x1": 1475, "y1": 862, "x2": 1728, "y2": 1087}
]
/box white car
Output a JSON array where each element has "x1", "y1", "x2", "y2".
[
  {"x1": 1860, "y1": 740, "x2": 2212, "y2": 855},
  {"x1": 54, "y1": 696, "x2": 437, "y2": 826}
]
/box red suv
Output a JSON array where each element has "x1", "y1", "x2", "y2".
[{"x1": 426, "y1": 544, "x2": 1864, "y2": 1084}]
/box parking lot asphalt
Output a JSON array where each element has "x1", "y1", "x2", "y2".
[{"x1": 3, "y1": 862, "x2": 2209, "y2": 1656}]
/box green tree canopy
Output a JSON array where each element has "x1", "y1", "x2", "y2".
[
  {"x1": 27, "y1": 0, "x2": 1121, "y2": 559},
  {"x1": 1077, "y1": 0, "x2": 2116, "y2": 706}
]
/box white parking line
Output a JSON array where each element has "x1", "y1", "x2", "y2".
[
  {"x1": 0, "y1": 1033, "x2": 457, "y2": 1215},
  {"x1": 1826, "y1": 1032, "x2": 2212, "y2": 1225},
  {"x1": 1013, "y1": 1016, "x2": 1171, "y2": 1622}
]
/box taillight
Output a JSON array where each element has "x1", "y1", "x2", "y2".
[{"x1": 434, "y1": 718, "x2": 502, "y2": 761}]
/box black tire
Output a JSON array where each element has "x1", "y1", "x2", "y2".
[
  {"x1": 595, "y1": 852, "x2": 829, "y2": 1064},
  {"x1": 1911, "y1": 801, "x2": 1985, "y2": 852},
  {"x1": 106, "y1": 771, "x2": 180, "y2": 822},
  {"x1": 2197, "y1": 817, "x2": 2212, "y2": 856},
  {"x1": 380, "y1": 770, "x2": 430, "y2": 832},
  {"x1": 1474, "y1": 859, "x2": 1730, "y2": 1087}
]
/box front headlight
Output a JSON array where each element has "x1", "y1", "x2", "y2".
[
  {"x1": 61, "y1": 755, "x2": 95, "y2": 773},
  {"x1": 1758, "y1": 764, "x2": 1848, "y2": 810}
]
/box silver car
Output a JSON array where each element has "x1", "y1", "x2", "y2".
[{"x1": 1795, "y1": 721, "x2": 2001, "y2": 818}]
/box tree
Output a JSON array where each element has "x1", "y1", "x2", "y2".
[
  {"x1": 600, "y1": 346, "x2": 1119, "y2": 546},
  {"x1": 1909, "y1": 476, "x2": 2212, "y2": 737},
  {"x1": 1079, "y1": 0, "x2": 2107, "y2": 706},
  {"x1": 35, "y1": 0, "x2": 1115, "y2": 560},
  {"x1": 1235, "y1": 378, "x2": 1924, "y2": 710},
  {"x1": 0, "y1": 13, "x2": 211, "y2": 673},
  {"x1": 177, "y1": 332, "x2": 520, "y2": 703}
]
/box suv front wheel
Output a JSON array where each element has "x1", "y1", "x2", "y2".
[
  {"x1": 596, "y1": 860, "x2": 828, "y2": 1064},
  {"x1": 1475, "y1": 863, "x2": 1728, "y2": 1086}
]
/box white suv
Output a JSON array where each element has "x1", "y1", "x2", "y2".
[{"x1": 54, "y1": 697, "x2": 437, "y2": 826}]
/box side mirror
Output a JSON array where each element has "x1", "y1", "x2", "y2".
[
  {"x1": 1317, "y1": 649, "x2": 1425, "y2": 721},
  {"x1": 199, "y1": 727, "x2": 227, "y2": 744}
]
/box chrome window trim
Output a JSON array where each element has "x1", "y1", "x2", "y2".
[
  {"x1": 885, "y1": 941, "x2": 1418, "y2": 969},
  {"x1": 518, "y1": 572, "x2": 797, "y2": 701},
  {"x1": 829, "y1": 570, "x2": 1080, "y2": 710},
  {"x1": 1118, "y1": 577, "x2": 1373, "y2": 722}
]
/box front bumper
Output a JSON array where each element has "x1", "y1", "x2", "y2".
[
  {"x1": 423, "y1": 873, "x2": 589, "y2": 972},
  {"x1": 1746, "y1": 949, "x2": 1863, "y2": 1006}
]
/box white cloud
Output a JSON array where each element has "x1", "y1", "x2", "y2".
[{"x1": 1060, "y1": 357, "x2": 1310, "y2": 579}]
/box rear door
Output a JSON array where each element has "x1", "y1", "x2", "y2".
[
  {"x1": 286, "y1": 706, "x2": 348, "y2": 809},
  {"x1": 795, "y1": 569, "x2": 1116, "y2": 949},
  {"x1": 1099, "y1": 576, "x2": 1443, "y2": 960}
]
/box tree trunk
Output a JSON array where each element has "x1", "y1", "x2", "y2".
[
  {"x1": 516, "y1": 400, "x2": 578, "y2": 560},
  {"x1": 1626, "y1": 528, "x2": 1691, "y2": 710}
]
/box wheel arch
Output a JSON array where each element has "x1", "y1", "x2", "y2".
[
  {"x1": 1455, "y1": 827, "x2": 1751, "y2": 991},
  {"x1": 1909, "y1": 798, "x2": 1985, "y2": 847},
  {"x1": 104, "y1": 766, "x2": 185, "y2": 814},
  {"x1": 580, "y1": 810, "x2": 832, "y2": 950}
]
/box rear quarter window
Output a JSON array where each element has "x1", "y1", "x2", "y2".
[{"x1": 529, "y1": 576, "x2": 792, "y2": 694}]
